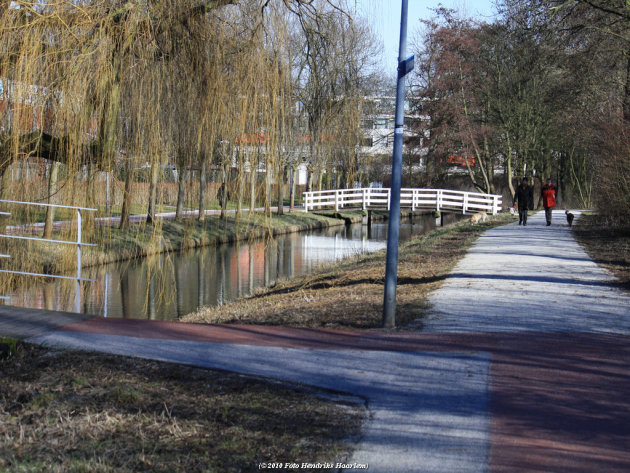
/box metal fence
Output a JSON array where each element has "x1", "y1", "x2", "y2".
[{"x1": 0, "y1": 199, "x2": 97, "y2": 312}]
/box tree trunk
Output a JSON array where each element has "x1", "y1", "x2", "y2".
[
  {"x1": 506, "y1": 134, "x2": 515, "y2": 199},
  {"x1": 289, "y1": 164, "x2": 296, "y2": 212},
  {"x1": 175, "y1": 163, "x2": 186, "y2": 221},
  {"x1": 236, "y1": 150, "x2": 244, "y2": 221},
  {"x1": 277, "y1": 162, "x2": 284, "y2": 215},
  {"x1": 146, "y1": 159, "x2": 159, "y2": 225},
  {"x1": 307, "y1": 167, "x2": 313, "y2": 193},
  {"x1": 119, "y1": 159, "x2": 134, "y2": 230},
  {"x1": 264, "y1": 156, "x2": 272, "y2": 217},
  {"x1": 43, "y1": 161, "x2": 60, "y2": 238},
  {"x1": 198, "y1": 155, "x2": 207, "y2": 222},
  {"x1": 220, "y1": 163, "x2": 228, "y2": 220},
  {"x1": 482, "y1": 137, "x2": 494, "y2": 194},
  {"x1": 464, "y1": 155, "x2": 486, "y2": 194},
  {"x1": 0, "y1": 167, "x2": 9, "y2": 235},
  {"x1": 84, "y1": 162, "x2": 96, "y2": 227},
  {"x1": 249, "y1": 155, "x2": 256, "y2": 214}
]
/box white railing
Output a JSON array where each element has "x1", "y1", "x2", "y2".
[
  {"x1": 0, "y1": 199, "x2": 97, "y2": 311},
  {"x1": 303, "y1": 188, "x2": 502, "y2": 215}
]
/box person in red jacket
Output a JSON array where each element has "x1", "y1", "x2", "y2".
[{"x1": 541, "y1": 178, "x2": 557, "y2": 226}]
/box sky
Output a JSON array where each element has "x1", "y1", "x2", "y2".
[{"x1": 351, "y1": 0, "x2": 498, "y2": 76}]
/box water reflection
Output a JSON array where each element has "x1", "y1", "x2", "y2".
[{"x1": 8, "y1": 214, "x2": 457, "y2": 320}]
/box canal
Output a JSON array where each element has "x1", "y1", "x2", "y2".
[{"x1": 8, "y1": 213, "x2": 459, "y2": 320}]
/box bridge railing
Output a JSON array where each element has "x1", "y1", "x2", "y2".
[{"x1": 303, "y1": 188, "x2": 502, "y2": 215}]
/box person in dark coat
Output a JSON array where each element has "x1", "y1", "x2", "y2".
[{"x1": 513, "y1": 177, "x2": 534, "y2": 226}]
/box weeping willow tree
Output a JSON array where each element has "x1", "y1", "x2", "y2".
[
  {"x1": 0, "y1": 0, "x2": 379, "y2": 309},
  {"x1": 289, "y1": 3, "x2": 380, "y2": 191},
  {"x1": 0, "y1": 2, "x2": 123, "y2": 290}
]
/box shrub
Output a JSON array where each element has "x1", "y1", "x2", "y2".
[{"x1": 593, "y1": 120, "x2": 630, "y2": 226}]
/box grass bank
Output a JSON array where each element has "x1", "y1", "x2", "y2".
[
  {"x1": 573, "y1": 212, "x2": 630, "y2": 290},
  {"x1": 0, "y1": 342, "x2": 365, "y2": 473},
  {"x1": 183, "y1": 213, "x2": 516, "y2": 329}
]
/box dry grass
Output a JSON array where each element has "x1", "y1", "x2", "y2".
[
  {"x1": 0, "y1": 343, "x2": 365, "y2": 473},
  {"x1": 573, "y1": 212, "x2": 630, "y2": 290},
  {"x1": 183, "y1": 213, "x2": 516, "y2": 329}
]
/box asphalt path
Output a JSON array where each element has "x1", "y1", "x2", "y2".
[
  {"x1": 5, "y1": 206, "x2": 293, "y2": 234},
  {"x1": 2, "y1": 209, "x2": 628, "y2": 472},
  {"x1": 423, "y1": 210, "x2": 630, "y2": 333}
]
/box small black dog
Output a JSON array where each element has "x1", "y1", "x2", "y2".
[
  {"x1": 0, "y1": 343, "x2": 10, "y2": 360},
  {"x1": 565, "y1": 210, "x2": 574, "y2": 227}
]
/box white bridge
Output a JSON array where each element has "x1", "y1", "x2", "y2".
[{"x1": 303, "y1": 188, "x2": 503, "y2": 215}]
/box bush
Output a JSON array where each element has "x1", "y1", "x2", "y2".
[{"x1": 593, "y1": 120, "x2": 630, "y2": 226}]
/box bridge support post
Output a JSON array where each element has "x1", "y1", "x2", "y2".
[{"x1": 433, "y1": 211, "x2": 444, "y2": 227}]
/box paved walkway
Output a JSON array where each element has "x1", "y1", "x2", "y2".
[
  {"x1": 1, "y1": 209, "x2": 629, "y2": 472},
  {"x1": 423, "y1": 210, "x2": 630, "y2": 333},
  {"x1": 6, "y1": 206, "x2": 294, "y2": 233}
]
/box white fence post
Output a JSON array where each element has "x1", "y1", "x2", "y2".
[
  {"x1": 334, "y1": 190, "x2": 339, "y2": 212},
  {"x1": 463, "y1": 192, "x2": 468, "y2": 214},
  {"x1": 76, "y1": 209, "x2": 82, "y2": 282},
  {"x1": 75, "y1": 208, "x2": 82, "y2": 313},
  {"x1": 411, "y1": 189, "x2": 416, "y2": 211},
  {"x1": 304, "y1": 192, "x2": 311, "y2": 212},
  {"x1": 362, "y1": 189, "x2": 367, "y2": 210},
  {"x1": 387, "y1": 188, "x2": 391, "y2": 211}
]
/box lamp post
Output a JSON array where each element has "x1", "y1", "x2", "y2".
[{"x1": 383, "y1": 0, "x2": 414, "y2": 328}]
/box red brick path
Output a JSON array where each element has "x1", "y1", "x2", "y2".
[{"x1": 59, "y1": 318, "x2": 630, "y2": 473}]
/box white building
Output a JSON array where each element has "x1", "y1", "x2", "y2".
[{"x1": 358, "y1": 96, "x2": 428, "y2": 159}]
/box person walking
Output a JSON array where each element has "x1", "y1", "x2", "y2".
[
  {"x1": 513, "y1": 177, "x2": 534, "y2": 226},
  {"x1": 541, "y1": 178, "x2": 557, "y2": 226}
]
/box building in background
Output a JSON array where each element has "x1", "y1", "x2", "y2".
[{"x1": 358, "y1": 96, "x2": 428, "y2": 187}]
